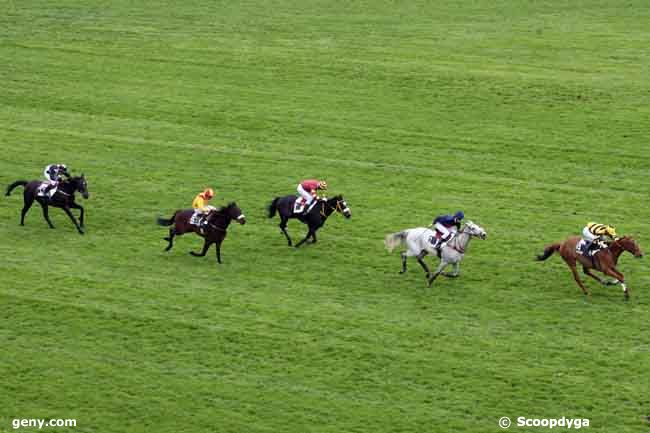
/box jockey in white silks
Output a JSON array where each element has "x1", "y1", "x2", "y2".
[{"x1": 42, "y1": 163, "x2": 70, "y2": 197}]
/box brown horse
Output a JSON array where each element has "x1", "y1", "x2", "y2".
[
  {"x1": 536, "y1": 236, "x2": 643, "y2": 299},
  {"x1": 157, "y1": 202, "x2": 246, "y2": 264}
]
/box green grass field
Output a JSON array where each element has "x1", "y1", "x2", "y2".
[{"x1": 1, "y1": 1, "x2": 649, "y2": 432}]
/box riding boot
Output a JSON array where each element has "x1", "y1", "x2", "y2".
[{"x1": 583, "y1": 240, "x2": 593, "y2": 256}]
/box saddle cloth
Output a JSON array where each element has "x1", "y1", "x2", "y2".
[
  {"x1": 576, "y1": 239, "x2": 607, "y2": 257},
  {"x1": 293, "y1": 198, "x2": 318, "y2": 215},
  {"x1": 36, "y1": 182, "x2": 57, "y2": 198}
]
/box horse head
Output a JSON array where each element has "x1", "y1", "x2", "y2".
[
  {"x1": 613, "y1": 236, "x2": 643, "y2": 258},
  {"x1": 328, "y1": 195, "x2": 351, "y2": 219},
  {"x1": 224, "y1": 202, "x2": 246, "y2": 225},
  {"x1": 463, "y1": 221, "x2": 487, "y2": 240},
  {"x1": 64, "y1": 174, "x2": 89, "y2": 199}
]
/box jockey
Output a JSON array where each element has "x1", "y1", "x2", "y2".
[
  {"x1": 581, "y1": 222, "x2": 618, "y2": 256},
  {"x1": 42, "y1": 163, "x2": 70, "y2": 197},
  {"x1": 431, "y1": 211, "x2": 464, "y2": 249},
  {"x1": 296, "y1": 179, "x2": 328, "y2": 208},
  {"x1": 191, "y1": 188, "x2": 215, "y2": 227}
]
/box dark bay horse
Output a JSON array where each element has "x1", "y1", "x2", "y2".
[
  {"x1": 157, "y1": 202, "x2": 246, "y2": 264},
  {"x1": 6, "y1": 175, "x2": 89, "y2": 235},
  {"x1": 536, "y1": 236, "x2": 643, "y2": 299},
  {"x1": 267, "y1": 195, "x2": 351, "y2": 247}
]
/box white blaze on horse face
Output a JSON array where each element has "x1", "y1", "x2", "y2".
[{"x1": 237, "y1": 214, "x2": 245, "y2": 220}]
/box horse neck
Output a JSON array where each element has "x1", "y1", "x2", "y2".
[
  {"x1": 451, "y1": 231, "x2": 471, "y2": 249},
  {"x1": 211, "y1": 211, "x2": 231, "y2": 228},
  {"x1": 61, "y1": 179, "x2": 77, "y2": 193},
  {"x1": 610, "y1": 242, "x2": 626, "y2": 262},
  {"x1": 322, "y1": 201, "x2": 336, "y2": 217}
]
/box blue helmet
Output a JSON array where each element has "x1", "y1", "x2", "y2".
[{"x1": 454, "y1": 211, "x2": 465, "y2": 220}]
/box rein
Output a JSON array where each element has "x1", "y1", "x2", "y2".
[{"x1": 320, "y1": 199, "x2": 346, "y2": 217}]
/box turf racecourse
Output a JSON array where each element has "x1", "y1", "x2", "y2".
[{"x1": 1, "y1": 1, "x2": 649, "y2": 432}]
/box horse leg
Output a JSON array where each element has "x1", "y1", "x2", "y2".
[
  {"x1": 164, "y1": 228, "x2": 176, "y2": 251},
  {"x1": 70, "y1": 202, "x2": 85, "y2": 228},
  {"x1": 601, "y1": 268, "x2": 629, "y2": 300},
  {"x1": 583, "y1": 267, "x2": 608, "y2": 286},
  {"x1": 311, "y1": 231, "x2": 317, "y2": 244},
  {"x1": 443, "y1": 262, "x2": 460, "y2": 278},
  {"x1": 427, "y1": 261, "x2": 447, "y2": 287},
  {"x1": 279, "y1": 217, "x2": 292, "y2": 246},
  {"x1": 62, "y1": 206, "x2": 84, "y2": 234},
  {"x1": 39, "y1": 202, "x2": 56, "y2": 229},
  {"x1": 20, "y1": 194, "x2": 35, "y2": 226},
  {"x1": 416, "y1": 250, "x2": 431, "y2": 278},
  {"x1": 215, "y1": 242, "x2": 222, "y2": 264},
  {"x1": 568, "y1": 263, "x2": 590, "y2": 296},
  {"x1": 190, "y1": 239, "x2": 211, "y2": 257},
  {"x1": 399, "y1": 252, "x2": 408, "y2": 274},
  {"x1": 295, "y1": 228, "x2": 314, "y2": 248}
]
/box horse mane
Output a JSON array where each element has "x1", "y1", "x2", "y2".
[{"x1": 213, "y1": 202, "x2": 238, "y2": 215}]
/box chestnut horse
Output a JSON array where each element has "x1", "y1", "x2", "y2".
[
  {"x1": 536, "y1": 236, "x2": 643, "y2": 299},
  {"x1": 157, "y1": 202, "x2": 246, "y2": 264}
]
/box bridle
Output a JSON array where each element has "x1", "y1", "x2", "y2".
[{"x1": 320, "y1": 198, "x2": 348, "y2": 217}]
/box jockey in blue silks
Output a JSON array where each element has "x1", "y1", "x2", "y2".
[{"x1": 431, "y1": 211, "x2": 464, "y2": 249}]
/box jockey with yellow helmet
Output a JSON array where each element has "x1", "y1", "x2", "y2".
[
  {"x1": 581, "y1": 222, "x2": 618, "y2": 256},
  {"x1": 297, "y1": 179, "x2": 328, "y2": 208},
  {"x1": 191, "y1": 188, "x2": 216, "y2": 227}
]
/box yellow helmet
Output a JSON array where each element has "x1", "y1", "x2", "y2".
[{"x1": 319, "y1": 181, "x2": 328, "y2": 190}]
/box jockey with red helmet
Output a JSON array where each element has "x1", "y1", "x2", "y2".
[
  {"x1": 431, "y1": 211, "x2": 464, "y2": 249},
  {"x1": 297, "y1": 179, "x2": 328, "y2": 207}
]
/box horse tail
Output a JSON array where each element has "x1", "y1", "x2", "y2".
[
  {"x1": 384, "y1": 231, "x2": 408, "y2": 253},
  {"x1": 157, "y1": 211, "x2": 178, "y2": 227},
  {"x1": 268, "y1": 197, "x2": 280, "y2": 218},
  {"x1": 536, "y1": 242, "x2": 561, "y2": 261},
  {"x1": 6, "y1": 180, "x2": 28, "y2": 196}
]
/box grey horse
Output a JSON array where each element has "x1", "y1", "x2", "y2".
[{"x1": 384, "y1": 221, "x2": 487, "y2": 286}]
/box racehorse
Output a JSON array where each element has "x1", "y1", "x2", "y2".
[
  {"x1": 5, "y1": 175, "x2": 89, "y2": 235},
  {"x1": 536, "y1": 235, "x2": 643, "y2": 299},
  {"x1": 157, "y1": 202, "x2": 246, "y2": 264},
  {"x1": 384, "y1": 221, "x2": 487, "y2": 286},
  {"x1": 267, "y1": 195, "x2": 351, "y2": 247}
]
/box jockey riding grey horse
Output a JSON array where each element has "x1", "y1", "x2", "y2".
[{"x1": 384, "y1": 221, "x2": 487, "y2": 286}]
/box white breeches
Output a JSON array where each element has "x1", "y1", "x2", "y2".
[
  {"x1": 435, "y1": 223, "x2": 456, "y2": 240},
  {"x1": 297, "y1": 185, "x2": 314, "y2": 204}
]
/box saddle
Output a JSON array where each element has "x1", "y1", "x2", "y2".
[{"x1": 190, "y1": 210, "x2": 213, "y2": 231}]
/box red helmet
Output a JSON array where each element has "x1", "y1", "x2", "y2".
[{"x1": 203, "y1": 188, "x2": 214, "y2": 199}]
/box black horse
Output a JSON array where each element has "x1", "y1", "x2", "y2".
[
  {"x1": 157, "y1": 202, "x2": 246, "y2": 264},
  {"x1": 6, "y1": 175, "x2": 89, "y2": 235},
  {"x1": 268, "y1": 194, "x2": 351, "y2": 247}
]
